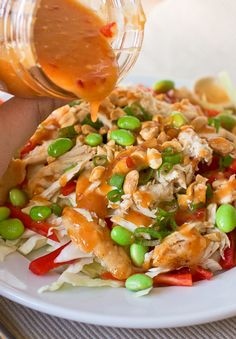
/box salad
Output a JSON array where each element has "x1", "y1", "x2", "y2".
[{"x1": 1, "y1": 73, "x2": 236, "y2": 296}]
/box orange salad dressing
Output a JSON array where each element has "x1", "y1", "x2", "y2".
[
  {"x1": 124, "y1": 210, "x2": 152, "y2": 227},
  {"x1": 34, "y1": 0, "x2": 118, "y2": 121},
  {"x1": 64, "y1": 207, "x2": 105, "y2": 253}
]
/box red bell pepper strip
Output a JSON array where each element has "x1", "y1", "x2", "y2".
[
  {"x1": 229, "y1": 159, "x2": 236, "y2": 174},
  {"x1": 220, "y1": 232, "x2": 235, "y2": 270},
  {"x1": 20, "y1": 140, "x2": 37, "y2": 159},
  {"x1": 192, "y1": 266, "x2": 213, "y2": 282},
  {"x1": 100, "y1": 22, "x2": 116, "y2": 38},
  {"x1": 197, "y1": 156, "x2": 219, "y2": 174},
  {"x1": 126, "y1": 156, "x2": 135, "y2": 169},
  {"x1": 105, "y1": 218, "x2": 113, "y2": 230},
  {"x1": 205, "y1": 109, "x2": 219, "y2": 117},
  {"x1": 100, "y1": 272, "x2": 125, "y2": 282},
  {"x1": 29, "y1": 242, "x2": 73, "y2": 275},
  {"x1": 153, "y1": 271, "x2": 193, "y2": 287},
  {"x1": 7, "y1": 204, "x2": 59, "y2": 242},
  {"x1": 60, "y1": 181, "x2": 77, "y2": 196}
]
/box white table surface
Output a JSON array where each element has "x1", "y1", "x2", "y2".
[{"x1": 132, "y1": 0, "x2": 236, "y2": 82}]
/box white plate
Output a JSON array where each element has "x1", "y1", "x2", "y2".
[{"x1": 1, "y1": 76, "x2": 236, "y2": 328}]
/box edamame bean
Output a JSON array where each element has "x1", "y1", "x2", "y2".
[
  {"x1": 109, "y1": 174, "x2": 125, "y2": 189},
  {"x1": 216, "y1": 204, "x2": 236, "y2": 233},
  {"x1": 219, "y1": 114, "x2": 236, "y2": 131},
  {"x1": 0, "y1": 218, "x2": 25, "y2": 240},
  {"x1": 111, "y1": 226, "x2": 134, "y2": 246},
  {"x1": 30, "y1": 206, "x2": 52, "y2": 221},
  {"x1": 153, "y1": 80, "x2": 175, "y2": 94},
  {"x1": 171, "y1": 112, "x2": 187, "y2": 128},
  {"x1": 125, "y1": 274, "x2": 153, "y2": 292},
  {"x1": 130, "y1": 244, "x2": 148, "y2": 267},
  {"x1": 9, "y1": 188, "x2": 28, "y2": 207},
  {"x1": 117, "y1": 116, "x2": 141, "y2": 131},
  {"x1": 85, "y1": 133, "x2": 103, "y2": 146},
  {"x1": 48, "y1": 138, "x2": 73, "y2": 158},
  {"x1": 110, "y1": 129, "x2": 135, "y2": 146},
  {"x1": 0, "y1": 207, "x2": 10, "y2": 221}
]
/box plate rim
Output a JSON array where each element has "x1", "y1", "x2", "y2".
[
  {"x1": 1, "y1": 75, "x2": 236, "y2": 328},
  {"x1": 1, "y1": 280, "x2": 236, "y2": 328}
]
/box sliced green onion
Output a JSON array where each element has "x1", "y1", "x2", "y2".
[
  {"x1": 206, "y1": 184, "x2": 213, "y2": 201},
  {"x1": 169, "y1": 219, "x2": 177, "y2": 231},
  {"x1": 158, "y1": 162, "x2": 173, "y2": 174},
  {"x1": 134, "y1": 227, "x2": 167, "y2": 239},
  {"x1": 107, "y1": 189, "x2": 123, "y2": 203},
  {"x1": 109, "y1": 174, "x2": 125, "y2": 189},
  {"x1": 159, "y1": 148, "x2": 183, "y2": 174},
  {"x1": 93, "y1": 155, "x2": 108, "y2": 167},
  {"x1": 171, "y1": 112, "x2": 187, "y2": 128},
  {"x1": 208, "y1": 117, "x2": 221, "y2": 132},
  {"x1": 82, "y1": 114, "x2": 103, "y2": 130},
  {"x1": 219, "y1": 155, "x2": 233, "y2": 170},
  {"x1": 160, "y1": 199, "x2": 178, "y2": 213},
  {"x1": 162, "y1": 153, "x2": 182, "y2": 165},
  {"x1": 189, "y1": 202, "x2": 205, "y2": 212},
  {"x1": 155, "y1": 208, "x2": 177, "y2": 230},
  {"x1": 162, "y1": 147, "x2": 174, "y2": 156},
  {"x1": 69, "y1": 100, "x2": 81, "y2": 107},
  {"x1": 51, "y1": 203, "x2": 63, "y2": 217},
  {"x1": 63, "y1": 164, "x2": 77, "y2": 173},
  {"x1": 58, "y1": 125, "x2": 78, "y2": 139},
  {"x1": 124, "y1": 103, "x2": 152, "y2": 122},
  {"x1": 135, "y1": 238, "x2": 161, "y2": 247},
  {"x1": 138, "y1": 168, "x2": 154, "y2": 185}
]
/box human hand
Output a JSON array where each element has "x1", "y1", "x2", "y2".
[{"x1": 0, "y1": 97, "x2": 66, "y2": 176}]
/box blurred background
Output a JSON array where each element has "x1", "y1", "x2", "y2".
[{"x1": 132, "y1": 0, "x2": 236, "y2": 82}]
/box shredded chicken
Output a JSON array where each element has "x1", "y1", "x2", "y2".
[
  {"x1": 27, "y1": 144, "x2": 94, "y2": 196},
  {"x1": 63, "y1": 207, "x2": 134, "y2": 280},
  {"x1": 212, "y1": 175, "x2": 236, "y2": 204},
  {"x1": 178, "y1": 128, "x2": 213, "y2": 163},
  {"x1": 151, "y1": 223, "x2": 208, "y2": 270}
]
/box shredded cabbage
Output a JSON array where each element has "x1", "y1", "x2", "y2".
[
  {"x1": 38, "y1": 258, "x2": 123, "y2": 293},
  {"x1": 18, "y1": 234, "x2": 47, "y2": 255},
  {"x1": 0, "y1": 239, "x2": 17, "y2": 262},
  {"x1": 82, "y1": 261, "x2": 105, "y2": 278},
  {"x1": 133, "y1": 287, "x2": 153, "y2": 297},
  {"x1": 54, "y1": 242, "x2": 93, "y2": 263},
  {"x1": 146, "y1": 267, "x2": 169, "y2": 278}
]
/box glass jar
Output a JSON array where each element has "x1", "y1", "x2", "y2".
[{"x1": 0, "y1": 0, "x2": 145, "y2": 98}]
